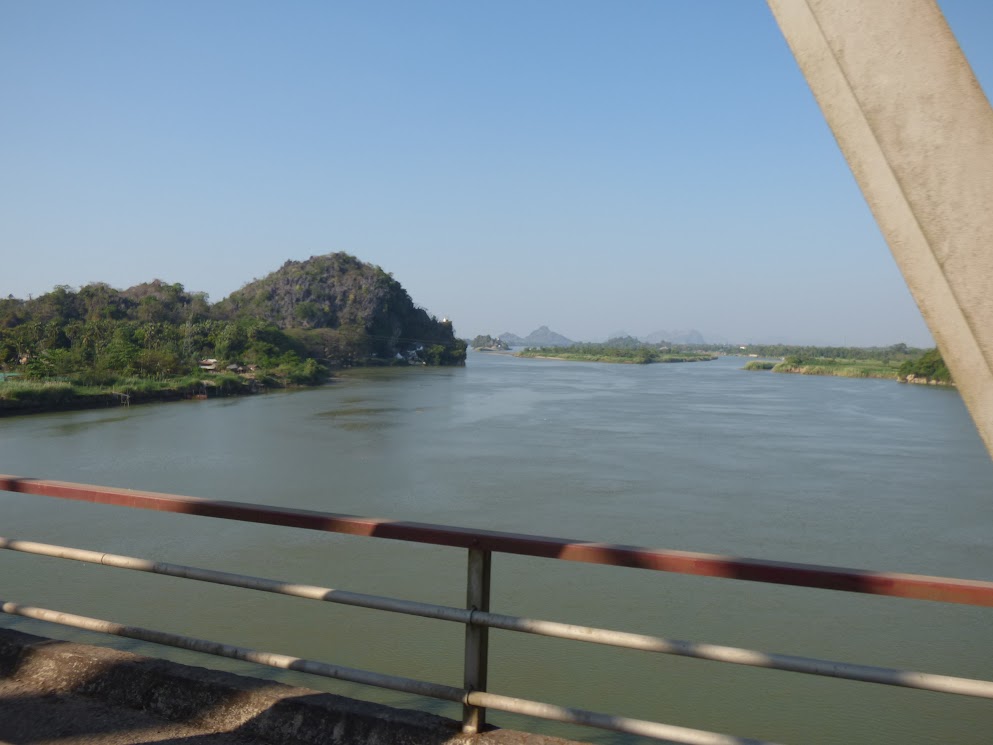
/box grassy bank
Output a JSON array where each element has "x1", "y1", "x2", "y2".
[
  {"x1": 744, "y1": 352, "x2": 953, "y2": 385},
  {"x1": 517, "y1": 344, "x2": 717, "y2": 364},
  {"x1": 524, "y1": 352, "x2": 717, "y2": 364},
  {"x1": 772, "y1": 358, "x2": 901, "y2": 379},
  {"x1": 742, "y1": 360, "x2": 776, "y2": 371},
  {"x1": 0, "y1": 373, "x2": 282, "y2": 416}
]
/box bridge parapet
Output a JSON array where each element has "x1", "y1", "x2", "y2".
[{"x1": 2, "y1": 475, "x2": 992, "y2": 745}]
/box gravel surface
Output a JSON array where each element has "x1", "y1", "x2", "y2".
[{"x1": 0, "y1": 677, "x2": 260, "y2": 745}]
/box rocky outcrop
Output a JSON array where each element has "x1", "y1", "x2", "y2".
[
  {"x1": 899, "y1": 374, "x2": 955, "y2": 387},
  {"x1": 216, "y1": 253, "x2": 466, "y2": 365}
]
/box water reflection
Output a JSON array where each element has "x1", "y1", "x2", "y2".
[{"x1": 48, "y1": 413, "x2": 133, "y2": 436}]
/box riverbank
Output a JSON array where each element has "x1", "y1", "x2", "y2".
[
  {"x1": 771, "y1": 359, "x2": 899, "y2": 379},
  {"x1": 743, "y1": 358, "x2": 955, "y2": 386},
  {"x1": 0, "y1": 374, "x2": 285, "y2": 418},
  {"x1": 517, "y1": 350, "x2": 717, "y2": 364}
]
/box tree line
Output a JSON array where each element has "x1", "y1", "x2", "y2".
[{"x1": 1, "y1": 281, "x2": 325, "y2": 385}]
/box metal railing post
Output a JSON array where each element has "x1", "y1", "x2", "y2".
[{"x1": 462, "y1": 547, "x2": 492, "y2": 734}]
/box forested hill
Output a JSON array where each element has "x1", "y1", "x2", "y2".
[
  {"x1": 218, "y1": 254, "x2": 418, "y2": 330},
  {"x1": 0, "y1": 253, "x2": 466, "y2": 385},
  {"x1": 215, "y1": 253, "x2": 465, "y2": 365}
]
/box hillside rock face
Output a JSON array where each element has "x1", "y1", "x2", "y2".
[{"x1": 216, "y1": 253, "x2": 465, "y2": 365}]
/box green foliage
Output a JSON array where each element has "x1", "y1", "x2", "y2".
[
  {"x1": 518, "y1": 342, "x2": 716, "y2": 365},
  {"x1": 0, "y1": 253, "x2": 465, "y2": 416},
  {"x1": 728, "y1": 344, "x2": 954, "y2": 384},
  {"x1": 134, "y1": 349, "x2": 182, "y2": 377},
  {"x1": 0, "y1": 380, "x2": 74, "y2": 404},
  {"x1": 743, "y1": 360, "x2": 776, "y2": 370},
  {"x1": 470, "y1": 334, "x2": 509, "y2": 350},
  {"x1": 205, "y1": 372, "x2": 244, "y2": 394},
  {"x1": 771, "y1": 357, "x2": 904, "y2": 379},
  {"x1": 634, "y1": 347, "x2": 654, "y2": 364},
  {"x1": 898, "y1": 348, "x2": 952, "y2": 383},
  {"x1": 420, "y1": 345, "x2": 447, "y2": 365},
  {"x1": 69, "y1": 370, "x2": 118, "y2": 387},
  {"x1": 731, "y1": 343, "x2": 925, "y2": 363},
  {"x1": 428, "y1": 338, "x2": 468, "y2": 365},
  {"x1": 281, "y1": 357, "x2": 327, "y2": 385}
]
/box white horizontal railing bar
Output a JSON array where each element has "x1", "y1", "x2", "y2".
[
  {"x1": 5, "y1": 537, "x2": 993, "y2": 700},
  {"x1": 0, "y1": 538, "x2": 470, "y2": 623},
  {"x1": 0, "y1": 601, "x2": 776, "y2": 745},
  {"x1": 473, "y1": 611, "x2": 993, "y2": 699},
  {"x1": 0, "y1": 600, "x2": 463, "y2": 702},
  {"x1": 468, "y1": 690, "x2": 774, "y2": 745}
]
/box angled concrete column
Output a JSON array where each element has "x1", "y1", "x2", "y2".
[{"x1": 767, "y1": 0, "x2": 993, "y2": 458}]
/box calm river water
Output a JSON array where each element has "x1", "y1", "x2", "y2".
[{"x1": 1, "y1": 352, "x2": 991, "y2": 744}]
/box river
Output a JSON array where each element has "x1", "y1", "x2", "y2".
[{"x1": 1, "y1": 352, "x2": 990, "y2": 744}]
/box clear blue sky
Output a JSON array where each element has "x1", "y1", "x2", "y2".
[{"x1": 2, "y1": 1, "x2": 991, "y2": 346}]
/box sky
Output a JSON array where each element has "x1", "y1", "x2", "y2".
[{"x1": 2, "y1": 2, "x2": 991, "y2": 347}]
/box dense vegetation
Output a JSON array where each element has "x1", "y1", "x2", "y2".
[
  {"x1": 518, "y1": 338, "x2": 717, "y2": 364},
  {"x1": 897, "y1": 348, "x2": 952, "y2": 384},
  {"x1": 742, "y1": 360, "x2": 776, "y2": 371},
  {"x1": 470, "y1": 335, "x2": 510, "y2": 350},
  {"x1": 771, "y1": 356, "x2": 904, "y2": 379},
  {"x1": 0, "y1": 253, "x2": 466, "y2": 414},
  {"x1": 729, "y1": 343, "x2": 924, "y2": 363},
  {"x1": 740, "y1": 344, "x2": 952, "y2": 385}
]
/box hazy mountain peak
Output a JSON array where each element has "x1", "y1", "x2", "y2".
[
  {"x1": 644, "y1": 328, "x2": 706, "y2": 345},
  {"x1": 498, "y1": 326, "x2": 574, "y2": 347}
]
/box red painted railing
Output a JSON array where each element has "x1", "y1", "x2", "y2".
[{"x1": 3, "y1": 475, "x2": 992, "y2": 606}]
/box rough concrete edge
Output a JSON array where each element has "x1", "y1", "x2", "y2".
[{"x1": 0, "y1": 628, "x2": 574, "y2": 745}]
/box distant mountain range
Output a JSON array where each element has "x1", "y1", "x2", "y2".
[
  {"x1": 498, "y1": 326, "x2": 575, "y2": 347},
  {"x1": 643, "y1": 329, "x2": 707, "y2": 345},
  {"x1": 490, "y1": 326, "x2": 717, "y2": 347}
]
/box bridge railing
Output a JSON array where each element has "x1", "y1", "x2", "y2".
[{"x1": 2, "y1": 475, "x2": 992, "y2": 745}]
